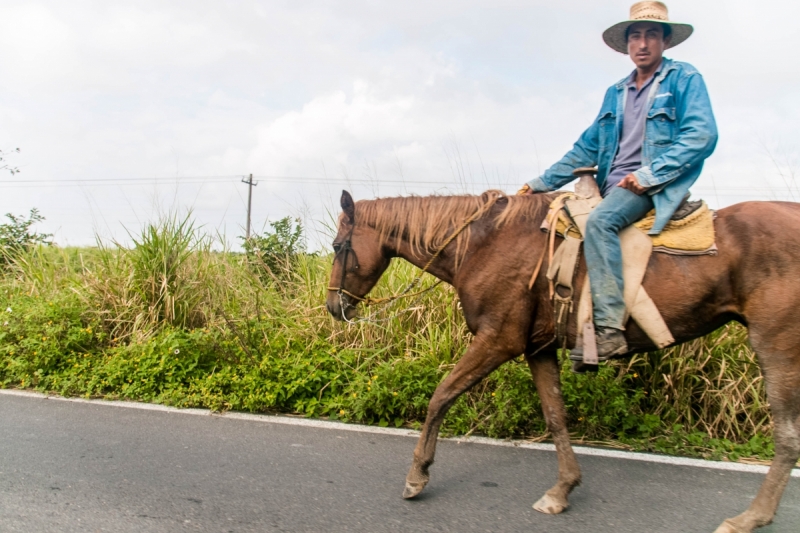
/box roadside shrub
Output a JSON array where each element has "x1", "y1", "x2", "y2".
[
  {"x1": 0, "y1": 209, "x2": 52, "y2": 267},
  {"x1": 243, "y1": 216, "x2": 304, "y2": 281},
  {"x1": 0, "y1": 291, "x2": 99, "y2": 391}
]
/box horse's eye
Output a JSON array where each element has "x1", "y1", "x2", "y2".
[{"x1": 332, "y1": 243, "x2": 342, "y2": 253}]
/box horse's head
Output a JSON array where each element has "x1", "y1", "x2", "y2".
[{"x1": 326, "y1": 190, "x2": 391, "y2": 321}]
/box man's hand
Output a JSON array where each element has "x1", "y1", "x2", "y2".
[
  {"x1": 517, "y1": 183, "x2": 534, "y2": 195},
  {"x1": 617, "y1": 173, "x2": 647, "y2": 195}
]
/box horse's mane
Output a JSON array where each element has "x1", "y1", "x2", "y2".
[{"x1": 349, "y1": 190, "x2": 551, "y2": 262}]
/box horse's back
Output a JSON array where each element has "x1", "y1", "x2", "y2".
[
  {"x1": 715, "y1": 200, "x2": 800, "y2": 266},
  {"x1": 640, "y1": 200, "x2": 800, "y2": 346},
  {"x1": 716, "y1": 200, "x2": 800, "y2": 242}
]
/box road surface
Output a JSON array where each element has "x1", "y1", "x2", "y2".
[{"x1": 1, "y1": 392, "x2": 798, "y2": 532}]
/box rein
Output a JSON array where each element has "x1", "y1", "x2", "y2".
[{"x1": 327, "y1": 206, "x2": 486, "y2": 321}]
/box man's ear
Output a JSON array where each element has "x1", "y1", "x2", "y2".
[{"x1": 341, "y1": 190, "x2": 355, "y2": 223}]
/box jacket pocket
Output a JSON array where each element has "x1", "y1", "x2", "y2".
[
  {"x1": 646, "y1": 107, "x2": 676, "y2": 145},
  {"x1": 598, "y1": 111, "x2": 616, "y2": 150}
]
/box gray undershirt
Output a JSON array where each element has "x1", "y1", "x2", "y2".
[{"x1": 603, "y1": 66, "x2": 659, "y2": 196}]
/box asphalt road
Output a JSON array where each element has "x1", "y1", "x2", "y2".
[{"x1": 1, "y1": 394, "x2": 798, "y2": 533}]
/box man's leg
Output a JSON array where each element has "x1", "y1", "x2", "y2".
[{"x1": 583, "y1": 187, "x2": 654, "y2": 355}]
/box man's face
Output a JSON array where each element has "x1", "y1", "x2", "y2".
[{"x1": 627, "y1": 21, "x2": 670, "y2": 70}]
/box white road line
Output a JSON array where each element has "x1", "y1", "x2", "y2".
[{"x1": 2, "y1": 388, "x2": 797, "y2": 478}]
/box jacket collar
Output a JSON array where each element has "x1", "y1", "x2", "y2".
[{"x1": 614, "y1": 57, "x2": 675, "y2": 90}]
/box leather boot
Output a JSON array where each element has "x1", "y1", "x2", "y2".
[
  {"x1": 569, "y1": 327, "x2": 628, "y2": 373},
  {"x1": 594, "y1": 327, "x2": 628, "y2": 359}
]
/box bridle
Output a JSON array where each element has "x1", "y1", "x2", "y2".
[
  {"x1": 327, "y1": 206, "x2": 487, "y2": 323},
  {"x1": 329, "y1": 224, "x2": 365, "y2": 321}
]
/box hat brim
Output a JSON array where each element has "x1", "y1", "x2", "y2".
[{"x1": 602, "y1": 20, "x2": 693, "y2": 54}]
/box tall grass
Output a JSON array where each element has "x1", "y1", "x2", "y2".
[
  {"x1": 0, "y1": 213, "x2": 776, "y2": 462},
  {"x1": 75, "y1": 213, "x2": 214, "y2": 342}
]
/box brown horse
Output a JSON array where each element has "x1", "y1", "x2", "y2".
[{"x1": 325, "y1": 189, "x2": 800, "y2": 533}]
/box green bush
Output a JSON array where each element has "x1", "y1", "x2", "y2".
[
  {"x1": 0, "y1": 209, "x2": 51, "y2": 267},
  {"x1": 242, "y1": 216, "x2": 304, "y2": 280}
]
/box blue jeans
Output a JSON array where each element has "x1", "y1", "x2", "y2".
[{"x1": 584, "y1": 187, "x2": 654, "y2": 330}]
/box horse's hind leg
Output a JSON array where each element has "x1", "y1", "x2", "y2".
[
  {"x1": 527, "y1": 351, "x2": 581, "y2": 514},
  {"x1": 403, "y1": 334, "x2": 517, "y2": 499},
  {"x1": 715, "y1": 332, "x2": 800, "y2": 533}
]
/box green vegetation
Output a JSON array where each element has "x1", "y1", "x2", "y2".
[
  {"x1": 242, "y1": 216, "x2": 305, "y2": 280},
  {"x1": 0, "y1": 213, "x2": 774, "y2": 463},
  {"x1": 0, "y1": 209, "x2": 52, "y2": 267}
]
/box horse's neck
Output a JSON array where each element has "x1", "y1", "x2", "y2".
[
  {"x1": 363, "y1": 192, "x2": 550, "y2": 286},
  {"x1": 388, "y1": 236, "x2": 457, "y2": 285}
]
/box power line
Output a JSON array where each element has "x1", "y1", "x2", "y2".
[
  {"x1": 0, "y1": 174, "x2": 789, "y2": 198},
  {"x1": 0, "y1": 174, "x2": 517, "y2": 188},
  {"x1": 0, "y1": 175, "x2": 243, "y2": 187}
]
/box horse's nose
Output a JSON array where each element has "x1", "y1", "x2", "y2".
[{"x1": 326, "y1": 300, "x2": 341, "y2": 320}]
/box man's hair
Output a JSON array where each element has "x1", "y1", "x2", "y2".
[{"x1": 626, "y1": 23, "x2": 672, "y2": 41}]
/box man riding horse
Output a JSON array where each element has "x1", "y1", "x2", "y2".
[
  {"x1": 519, "y1": 1, "x2": 718, "y2": 364},
  {"x1": 327, "y1": 3, "x2": 800, "y2": 529}
]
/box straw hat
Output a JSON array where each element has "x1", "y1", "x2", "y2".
[{"x1": 602, "y1": 1, "x2": 693, "y2": 54}]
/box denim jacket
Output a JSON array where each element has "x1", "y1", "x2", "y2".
[{"x1": 526, "y1": 58, "x2": 718, "y2": 235}]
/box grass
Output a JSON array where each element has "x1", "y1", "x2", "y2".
[{"x1": 0, "y1": 213, "x2": 776, "y2": 463}]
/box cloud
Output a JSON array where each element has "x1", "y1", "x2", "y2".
[
  {"x1": 0, "y1": 4, "x2": 76, "y2": 88},
  {"x1": 0, "y1": 0, "x2": 798, "y2": 246}
]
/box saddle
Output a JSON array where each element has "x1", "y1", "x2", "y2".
[{"x1": 536, "y1": 168, "x2": 717, "y2": 365}]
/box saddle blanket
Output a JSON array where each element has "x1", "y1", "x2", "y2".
[
  {"x1": 634, "y1": 202, "x2": 716, "y2": 256},
  {"x1": 547, "y1": 193, "x2": 716, "y2": 255}
]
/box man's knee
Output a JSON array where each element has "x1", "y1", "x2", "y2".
[{"x1": 585, "y1": 208, "x2": 618, "y2": 237}]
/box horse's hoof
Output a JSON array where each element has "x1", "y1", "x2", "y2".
[
  {"x1": 533, "y1": 493, "x2": 568, "y2": 514},
  {"x1": 713, "y1": 520, "x2": 747, "y2": 533},
  {"x1": 403, "y1": 481, "x2": 426, "y2": 499}
]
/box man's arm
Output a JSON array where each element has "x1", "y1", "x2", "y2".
[{"x1": 633, "y1": 72, "x2": 718, "y2": 189}]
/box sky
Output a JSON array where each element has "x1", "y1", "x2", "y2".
[{"x1": 0, "y1": 0, "x2": 798, "y2": 248}]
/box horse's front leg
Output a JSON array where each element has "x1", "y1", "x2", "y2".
[
  {"x1": 526, "y1": 350, "x2": 581, "y2": 514},
  {"x1": 403, "y1": 335, "x2": 517, "y2": 499}
]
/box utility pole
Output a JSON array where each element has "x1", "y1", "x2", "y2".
[{"x1": 241, "y1": 174, "x2": 257, "y2": 240}]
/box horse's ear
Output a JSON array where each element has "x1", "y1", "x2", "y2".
[{"x1": 341, "y1": 190, "x2": 355, "y2": 223}]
